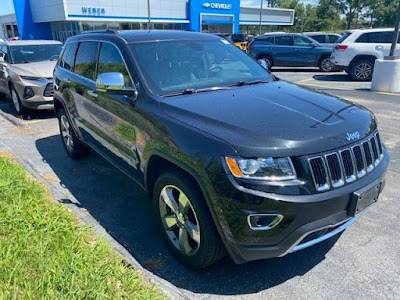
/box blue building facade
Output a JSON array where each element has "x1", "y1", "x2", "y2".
[{"x1": 10, "y1": 0, "x2": 294, "y2": 42}]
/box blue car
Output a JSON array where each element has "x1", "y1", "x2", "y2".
[{"x1": 248, "y1": 33, "x2": 334, "y2": 72}]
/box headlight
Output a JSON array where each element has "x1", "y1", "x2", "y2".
[
  {"x1": 225, "y1": 156, "x2": 296, "y2": 181},
  {"x1": 20, "y1": 76, "x2": 44, "y2": 81}
]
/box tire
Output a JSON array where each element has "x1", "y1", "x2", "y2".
[
  {"x1": 11, "y1": 85, "x2": 29, "y2": 116},
  {"x1": 57, "y1": 108, "x2": 90, "y2": 159},
  {"x1": 258, "y1": 56, "x2": 272, "y2": 71},
  {"x1": 318, "y1": 56, "x2": 334, "y2": 72},
  {"x1": 153, "y1": 170, "x2": 225, "y2": 269},
  {"x1": 349, "y1": 59, "x2": 374, "y2": 81}
]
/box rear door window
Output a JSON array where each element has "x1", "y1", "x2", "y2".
[
  {"x1": 356, "y1": 32, "x2": 394, "y2": 44},
  {"x1": 274, "y1": 36, "x2": 293, "y2": 46},
  {"x1": 74, "y1": 42, "x2": 99, "y2": 81}
]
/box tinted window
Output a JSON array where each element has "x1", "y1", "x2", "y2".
[
  {"x1": 59, "y1": 42, "x2": 78, "y2": 71},
  {"x1": 98, "y1": 42, "x2": 132, "y2": 87},
  {"x1": 253, "y1": 37, "x2": 273, "y2": 45},
  {"x1": 74, "y1": 42, "x2": 99, "y2": 80},
  {"x1": 294, "y1": 36, "x2": 313, "y2": 46},
  {"x1": 10, "y1": 44, "x2": 62, "y2": 64},
  {"x1": 274, "y1": 36, "x2": 293, "y2": 46},
  {"x1": 310, "y1": 35, "x2": 326, "y2": 43},
  {"x1": 129, "y1": 39, "x2": 273, "y2": 96},
  {"x1": 328, "y1": 35, "x2": 340, "y2": 43},
  {"x1": 356, "y1": 33, "x2": 369, "y2": 43}
]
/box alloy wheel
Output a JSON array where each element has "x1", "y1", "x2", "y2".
[
  {"x1": 159, "y1": 185, "x2": 201, "y2": 256},
  {"x1": 11, "y1": 89, "x2": 20, "y2": 113},
  {"x1": 60, "y1": 114, "x2": 74, "y2": 152},
  {"x1": 321, "y1": 58, "x2": 334, "y2": 72},
  {"x1": 355, "y1": 63, "x2": 372, "y2": 79}
]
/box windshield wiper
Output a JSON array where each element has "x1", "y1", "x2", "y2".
[
  {"x1": 164, "y1": 86, "x2": 231, "y2": 97},
  {"x1": 229, "y1": 80, "x2": 270, "y2": 87}
]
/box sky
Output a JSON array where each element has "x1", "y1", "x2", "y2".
[
  {"x1": 0, "y1": 0, "x2": 15, "y2": 16},
  {"x1": 0, "y1": 0, "x2": 319, "y2": 17}
]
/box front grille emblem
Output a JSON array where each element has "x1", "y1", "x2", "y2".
[{"x1": 346, "y1": 131, "x2": 360, "y2": 142}]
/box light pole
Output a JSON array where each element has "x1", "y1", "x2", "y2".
[
  {"x1": 387, "y1": 0, "x2": 400, "y2": 59},
  {"x1": 147, "y1": 0, "x2": 151, "y2": 31},
  {"x1": 259, "y1": 0, "x2": 264, "y2": 36}
]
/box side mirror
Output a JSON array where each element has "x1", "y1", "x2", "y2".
[
  {"x1": 311, "y1": 42, "x2": 319, "y2": 48},
  {"x1": 96, "y1": 72, "x2": 137, "y2": 99}
]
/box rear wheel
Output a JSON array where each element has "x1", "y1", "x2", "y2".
[
  {"x1": 11, "y1": 86, "x2": 29, "y2": 116},
  {"x1": 258, "y1": 56, "x2": 272, "y2": 71},
  {"x1": 153, "y1": 171, "x2": 225, "y2": 269},
  {"x1": 319, "y1": 56, "x2": 334, "y2": 72},
  {"x1": 349, "y1": 59, "x2": 374, "y2": 81},
  {"x1": 57, "y1": 108, "x2": 90, "y2": 159}
]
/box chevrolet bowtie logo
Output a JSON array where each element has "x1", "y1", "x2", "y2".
[{"x1": 203, "y1": 2, "x2": 211, "y2": 8}]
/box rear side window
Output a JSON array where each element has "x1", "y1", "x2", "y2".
[
  {"x1": 59, "y1": 42, "x2": 78, "y2": 71},
  {"x1": 252, "y1": 37, "x2": 273, "y2": 45},
  {"x1": 356, "y1": 32, "x2": 394, "y2": 43},
  {"x1": 328, "y1": 35, "x2": 340, "y2": 43},
  {"x1": 0, "y1": 45, "x2": 10, "y2": 63},
  {"x1": 274, "y1": 36, "x2": 293, "y2": 46},
  {"x1": 310, "y1": 35, "x2": 326, "y2": 43},
  {"x1": 74, "y1": 42, "x2": 99, "y2": 81},
  {"x1": 98, "y1": 42, "x2": 133, "y2": 87}
]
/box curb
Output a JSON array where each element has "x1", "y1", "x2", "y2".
[
  {"x1": 0, "y1": 109, "x2": 25, "y2": 127},
  {"x1": 0, "y1": 138, "x2": 188, "y2": 300}
]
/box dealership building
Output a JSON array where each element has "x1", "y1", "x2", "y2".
[{"x1": 2, "y1": 0, "x2": 294, "y2": 42}]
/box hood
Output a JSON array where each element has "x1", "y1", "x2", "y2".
[
  {"x1": 12, "y1": 60, "x2": 57, "y2": 79},
  {"x1": 161, "y1": 81, "x2": 376, "y2": 157}
]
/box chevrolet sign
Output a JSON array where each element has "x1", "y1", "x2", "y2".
[{"x1": 203, "y1": 2, "x2": 232, "y2": 10}]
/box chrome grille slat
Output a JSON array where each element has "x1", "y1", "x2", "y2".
[{"x1": 309, "y1": 132, "x2": 384, "y2": 192}]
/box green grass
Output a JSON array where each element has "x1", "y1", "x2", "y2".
[{"x1": 0, "y1": 155, "x2": 163, "y2": 300}]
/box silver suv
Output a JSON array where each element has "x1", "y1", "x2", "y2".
[{"x1": 0, "y1": 40, "x2": 62, "y2": 115}]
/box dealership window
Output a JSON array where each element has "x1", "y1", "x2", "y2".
[{"x1": 74, "y1": 42, "x2": 99, "y2": 81}]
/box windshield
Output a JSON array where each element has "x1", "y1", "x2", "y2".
[
  {"x1": 10, "y1": 44, "x2": 62, "y2": 64},
  {"x1": 129, "y1": 39, "x2": 273, "y2": 96}
]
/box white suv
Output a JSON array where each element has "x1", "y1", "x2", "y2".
[{"x1": 331, "y1": 28, "x2": 400, "y2": 81}]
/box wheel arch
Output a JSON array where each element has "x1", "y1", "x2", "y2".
[
  {"x1": 349, "y1": 55, "x2": 377, "y2": 68},
  {"x1": 144, "y1": 150, "x2": 234, "y2": 258}
]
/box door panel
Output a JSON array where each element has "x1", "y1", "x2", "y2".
[
  {"x1": 293, "y1": 36, "x2": 319, "y2": 66},
  {"x1": 272, "y1": 36, "x2": 295, "y2": 66}
]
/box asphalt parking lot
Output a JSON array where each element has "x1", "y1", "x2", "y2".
[{"x1": 0, "y1": 69, "x2": 399, "y2": 299}]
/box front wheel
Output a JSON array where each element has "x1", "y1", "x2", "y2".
[
  {"x1": 319, "y1": 56, "x2": 334, "y2": 72},
  {"x1": 57, "y1": 108, "x2": 90, "y2": 159},
  {"x1": 258, "y1": 56, "x2": 272, "y2": 71},
  {"x1": 153, "y1": 171, "x2": 225, "y2": 269},
  {"x1": 11, "y1": 86, "x2": 29, "y2": 116}
]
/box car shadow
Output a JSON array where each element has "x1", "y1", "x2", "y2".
[
  {"x1": 313, "y1": 74, "x2": 357, "y2": 82},
  {"x1": 0, "y1": 96, "x2": 55, "y2": 120},
  {"x1": 36, "y1": 134, "x2": 339, "y2": 296},
  {"x1": 272, "y1": 68, "x2": 324, "y2": 73}
]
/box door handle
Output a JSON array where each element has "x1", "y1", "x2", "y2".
[
  {"x1": 88, "y1": 90, "x2": 98, "y2": 98},
  {"x1": 294, "y1": 48, "x2": 298, "y2": 51},
  {"x1": 375, "y1": 45, "x2": 383, "y2": 50}
]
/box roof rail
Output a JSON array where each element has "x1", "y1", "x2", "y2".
[{"x1": 80, "y1": 29, "x2": 119, "y2": 35}]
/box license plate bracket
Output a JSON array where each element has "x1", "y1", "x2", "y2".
[{"x1": 348, "y1": 182, "x2": 381, "y2": 216}]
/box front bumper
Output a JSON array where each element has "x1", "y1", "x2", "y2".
[
  {"x1": 212, "y1": 149, "x2": 389, "y2": 264},
  {"x1": 14, "y1": 78, "x2": 54, "y2": 110}
]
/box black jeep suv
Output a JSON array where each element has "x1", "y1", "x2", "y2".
[{"x1": 53, "y1": 30, "x2": 388, "y2": 269}]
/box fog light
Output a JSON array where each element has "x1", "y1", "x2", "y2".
[
  {"x1": 248, "y1": 214, "x2": 283, "y2": 231},
  {"x1": 24, "y1": 87, "x2": 35, "y2": 99}
]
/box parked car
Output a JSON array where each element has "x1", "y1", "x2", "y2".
[
  {"x1": 230, "y1": 33, "x2": 248, "y2": 51},
  {"x1": 247, "y1": 33, "x2": 334, "y2": 72},
  {"x1": 331, "y1": 28, "x2": 400, "y2": 81},
  {"x1": 304, "y1": 32, "x2": 341, "y2": 47},
  {"x1": 0, "y1": 40, "x2": 63, "y2": 115},
  {"x1": 54, "y1": 30, "x2": 388, "y2": 269}
]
